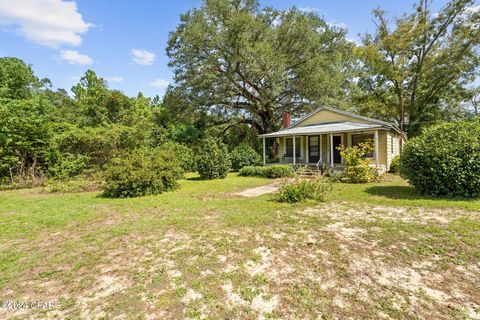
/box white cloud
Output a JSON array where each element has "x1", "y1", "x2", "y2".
[
  {"x1": 0, "y1": 0, "x2": 92, "y2": 48},
  {"x1": 149, "y1": 79, "x2": 169, "y2": 88},
  {"x1": 59, "y1": 50, "x2": 92, "y2": 65},
  {"x1": 131, "y1": 48, "x2": 156, "y2": 65},
  {"x1": 327, "y1": 21, "x2": 348, "y2": 30},
  {"x1": 106, "y1": 76, "x2": 123, "y2": 83},
  {"x1": 466, "y1": 5, "x2": 480, "y2": 13},
  {"x1": 298, "y1": 7, "x2": 318, "y2": 13},
  {"x1": 347, "y1": 37, "x2": 361, "y2": 46}
]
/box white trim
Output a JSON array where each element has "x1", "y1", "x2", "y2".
[
  {"x1": 262, "y1": 138, "x2": 266, "y2": 166},
  {"x1": 330, "y1": 134, "x2": 334, "y2": 167},
  {"x1": 319, "y1": 134, "x2": 323, "y2": 165},
  {"x1": 293, "y1": 135, "x2": 296, "y2": 165},
  {"x1": 374, "y1": 130, "x2": 379, "y2": 166},
  {"x1": 306, "y1": 136, "x2": 309, "y2": 163}
]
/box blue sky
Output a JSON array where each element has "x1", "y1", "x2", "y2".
[{"x1": 0, "y1": 0, "x2": 453, "y2": 98}]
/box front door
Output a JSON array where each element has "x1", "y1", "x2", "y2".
[
  {"x1": 308, "y1": 136, "x2": 320, "y2": 163},
  {"x1": 332, "y1": 135, "x2": 342, "y2": 164}
]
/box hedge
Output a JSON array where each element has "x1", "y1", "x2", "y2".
[
  {"x1": 238, "y1": 165, "x2": 293, "y2": 178},
  {"x1": 401, "y1": 119, "x2": 480, "y2": 198}
]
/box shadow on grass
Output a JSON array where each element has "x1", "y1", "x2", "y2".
[
  {"x1": 185, "y1": 176, "x2": 204, "y2": 181},
  {"x1": 365, "y1": 186, "x2": 475, "y2": 202},
  {"x1": 365, "y1": 186, "x2": 420, "y2": 200}
]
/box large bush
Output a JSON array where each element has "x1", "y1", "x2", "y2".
[
  {"x1": 195, "y1": 138, "x2": 231, "y2": 179},
  {"x1": 238, "y1": 165, "x2": 293, "y2": 178},
  {"x1": 230, "y1": 144, "x2": 260, "y2": 171},
  {"x1": 159, "y1": 141, "x2": 194, "y2": 172},
  {"x1": 337, "y1": 142, "x2": 377, "y2": 183},
  {"x1": 102, "y1": 147, "x2": 183, "y2": 198},
  {"x1": 277, "y1": 175, "x2": 332, "y2": 203},
  {"x1": 401, "y1": 120, "x2": 480, "y2": 198}
]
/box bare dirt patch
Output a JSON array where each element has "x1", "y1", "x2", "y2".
[
  {"x1": 1, "y1": 200, "x2": 479, "y2": 319},
  {"x1": 233, "y1": 183, "x2": 279, "y2": 197}
]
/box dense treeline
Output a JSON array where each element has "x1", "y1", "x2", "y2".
[
  {"x1": 1, "y1": 0, "x2": 479, "y2": 189},
  {"x1": 0, "y1": 58, "x2": 194, "y2": 186}
]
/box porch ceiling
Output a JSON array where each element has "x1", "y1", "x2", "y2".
[{"x1": 258, "y1": 121, "x2": 385, "y2": 138}]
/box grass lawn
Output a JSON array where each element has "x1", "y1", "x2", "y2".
[
  {"x1": 330, "y1": 175, "x2": 480, "y2": 211},
  {"x1": 0, "y1": 173, "x2": 479, "y2": 319}
]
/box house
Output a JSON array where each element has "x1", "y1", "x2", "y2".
[{"x1": 258, "y1": 106, "x2": 402, "y2": 173}]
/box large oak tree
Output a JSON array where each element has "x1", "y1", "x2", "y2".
[{"x1": 166, "y1": 0, "x2": 352, "y2": 134}]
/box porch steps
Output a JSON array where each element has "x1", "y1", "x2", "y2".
[{"x1": 297, "y1": 165, "x2": 322, "y2": 179}]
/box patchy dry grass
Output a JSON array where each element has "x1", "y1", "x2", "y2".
[{"x1": 0, "y1": 173, "x2": 479, "y2": 319}]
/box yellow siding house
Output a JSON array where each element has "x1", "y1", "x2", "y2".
[{"x1": 258, "y1": 106, "x2": 402, "y2": 173}]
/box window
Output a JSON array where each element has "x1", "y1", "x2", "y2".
[
  {"x1": 285, "y1": 137, "x2": 301, "y2": 157},
  {"x1": 391, "y1": 136, "x2": 394, "y2": 154},
  {"x1": 351, "y1": 133, "x2": 374, "y2": 158}
]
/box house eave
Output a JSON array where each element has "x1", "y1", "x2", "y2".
[
  {"x1": 289, "y1": 105, "x2": 397, "y2": 129},
  {"x1": 258, "y1": 126, "x2": 390, "y2": 139}
]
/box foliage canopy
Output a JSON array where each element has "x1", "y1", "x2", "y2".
[{"x1": 167, "y1": 0, "x2": 352, "y2": 134}]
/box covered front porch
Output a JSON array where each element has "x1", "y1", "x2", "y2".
[{"x1": 259, "y1": 122, "x2": 385, "y2": 171}]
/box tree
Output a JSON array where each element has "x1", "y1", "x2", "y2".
[
  {"x1": 71, "y1": 70, "x2": 111, "y2": 126},
  {"x1": 353, "y1": 0, "x2": 480, "y2": 137},
  {"x1": 0, "y1": 57, "x2": 39, "y2": 100},
  {"x1": 0, "y1": 97, "x2": 53, "y2": 182},
  {"x1": 195, "y1": 138, "x2": 231, "y2": 179},
  {"x1": 166, "y1": 0, "x2": 352, "y2": 134},
  {"x1": 71, "y1": 70, "x2": 155, "y2": 128}
]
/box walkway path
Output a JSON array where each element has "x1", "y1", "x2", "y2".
[{"x1": 234, "y1": 183, "x2": 279, "y2": 197}]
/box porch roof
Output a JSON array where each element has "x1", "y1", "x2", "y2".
[{"x1": 258, "y1": 121, "x2": 385, "y2": 138}]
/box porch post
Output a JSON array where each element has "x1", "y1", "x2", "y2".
[
  {"x1": 374, "y1": 130, "x2": 379, "y2": 167},
  {"x1": 293, "y1": 135, "x2": 296, "y2": 166},
  {"x1": 262, "y1": 137, "x2": 266, "y2": 166},
  {"x1": 330, "y1": 134, "x2": 334, "y2": 167},
  {"x1": 306, "y1": 136, "x2": 309, "y2": 163},
  {"x1": 319, "y1": 134, "x2": 323, "y2": 164}
]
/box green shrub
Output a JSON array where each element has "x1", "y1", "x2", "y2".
[
  {"x1": 401, "y1": 120, "x2": 480, "y2": 198},
  {"x1": 337, "y1": 142, "x2": 377, "y2": 183},
  {"x1": 264, "y1": 165, "x2": 293, "y2": 178},
  {"x1": 389, "y1": 155, "x2": 401, "y2": 174},
  {"x1": 102, "y1": 147, "x2": 183, "y2": 198},
  {"x1": 238, "y1": 165, "x2": 293, "y2": 178},
  {"x1": 230, "y1": 144, "x2": 260, "y2": 171},
  {"x1": 238, "y1": 166, "x2": 263, "y2": 177},
  {"x1": 159, "y1": 141, "x2": 194, "y2": 172},
  {"x1": 277, "y1": 175, "x2": 332, "y2": 203},
  {"x1": 49, "y1": 153, "x2": 90, "y2": 179},
  {"x1": 195, "y1": 138, "x2": 231, "y2": 179}
]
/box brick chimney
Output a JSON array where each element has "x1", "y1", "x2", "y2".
[{"x1": 282, "y1": 112, "x2": 291, "y2": 128}]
